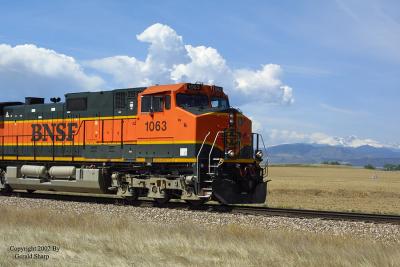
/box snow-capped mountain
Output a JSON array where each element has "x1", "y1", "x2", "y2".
[
  {"x1": 310, "y1": 135, "x2": 397, "y2": 149},
  {"x1": 267, "y1": 143, "x2": 400, "y2": 167}
]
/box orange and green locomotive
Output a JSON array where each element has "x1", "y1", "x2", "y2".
[{"x1": 0, "y1": 83, "x2": 267, "y2": 204}]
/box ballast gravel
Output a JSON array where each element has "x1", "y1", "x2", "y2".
[{"x1": 1, "y1": 195, "x2": 399, "y2": 243}]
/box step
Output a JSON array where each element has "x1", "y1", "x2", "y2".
[
  {"x1": 108, "y1": 186, "x2": 118, "y2": 191},
  {"x1": 206, "y1": 173, "x2": 216, "y2": 175},
  {"x1": 201, "y1": 187, "x2": 212, "y2": 191}
]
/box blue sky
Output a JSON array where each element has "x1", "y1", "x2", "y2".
[{"x1": 0, "y1": 0, "x2": 399, "y2": 147}]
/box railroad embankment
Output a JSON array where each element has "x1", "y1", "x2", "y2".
[{"x1": 1, "y1": 196, "x2": 399, "y2": 266}]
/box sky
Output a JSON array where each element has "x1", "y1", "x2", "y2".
[{"x1": 0, "y1": 0, "x2": 399, "y2": 148}]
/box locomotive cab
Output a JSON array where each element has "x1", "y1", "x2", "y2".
[{"x1": 137, "y1": 83, "x2": 267, "y2": 204}]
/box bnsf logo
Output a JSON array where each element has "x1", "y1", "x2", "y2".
[{"x1": 31, "y1": 123, "x2": 78, "y2": 142}]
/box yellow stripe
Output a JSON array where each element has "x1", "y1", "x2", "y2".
[
  {"x1": 2, "y1": 155, "x2": 256, "y2": 164},
  {"x1": 1, "y1": 155, "x2": 196, "y2": 163},
  {"x1": 3, "y1": 115, "x2": 138, "y2": 124},
  {"x1": 1, "y1": 140, "x2": 231, "y2": 149},
  {"x1": 154, "y1": 157, "x2": 196, "y2": 163}
]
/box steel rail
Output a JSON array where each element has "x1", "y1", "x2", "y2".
[
  {"x1": 226, "y1": 206, "x2": 400, "y2": 224},
  {"x1": 3, "y1": 191, "x2": 400, "y2": 224}
]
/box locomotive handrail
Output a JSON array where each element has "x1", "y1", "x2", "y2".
[
  {"x1": 208, "y1": 131, "x2": 224, "y2": 175},
  {"x1": 259, "y1": 133, "x2": 269, "y2": 177},
  {"x1": 196, "y1": 131, "x2": 210, "y2": 194},
  {"x1": 253, "y1": 132, "x2": 269, "y2": 177}
]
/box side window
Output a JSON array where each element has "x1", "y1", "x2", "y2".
[
  {"x1": 153, "y1": 96, "x2": 164, "y2": 112},
  {"x1": 67, "y1": 97, "x2": 87, "y2": 111},
  {"x1": 141, "y1": 95, "x2": 164, "y2": 113},
  {"x1": 165, "y1": 95, "x2": 171, "y2": 110},
  {"x1": 141, "y1": 96, "x2": 152, "y2": 112}
]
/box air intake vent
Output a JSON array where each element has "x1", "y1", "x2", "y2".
[
  {"x1": 25, "y1": 97, "x2": 44, "y2": 105},
  {"x1": 115, "y1": 92, "x2": 127, "y2": 109}
]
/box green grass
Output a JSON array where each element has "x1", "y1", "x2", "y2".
[{"x1": 0, "y1": 206, "x2": 399, "y2": 267}]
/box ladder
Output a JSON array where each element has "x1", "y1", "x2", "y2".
[
  {"x1": 195, "y1": 132, "x2": 210, "y2": 197},
  {"x1": 207, "y1": 131, "x2": 224, "y2": 176},
  {"x1": 195, "y1": 131, "x2": 224, "y2": 198}
]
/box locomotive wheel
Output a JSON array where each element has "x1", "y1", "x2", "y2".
[
  {"x1": 26, "y1": 189, "x2": 36, "y2": 194},
  {"x1": 0, "y1": 172, "x2": 12, "y2": 195},
  {"x1": 124, "y1": 188, "x2": 139, "y2": 205},
  {"x1": 154, "y1": 194, "x2": 171, "y2": 205},
  {"x1": 0, "y1": 185, "x2": 13, "y2": 195}
]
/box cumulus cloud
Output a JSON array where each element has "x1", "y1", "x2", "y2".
[
  {"x1": 234, "y1": 64, "x2": 294, "y2": 104},
  {"x1": 0, "y1": 23, "x2": 293, "y2": 105},
  {"x1": 0, "y1": 44, "x2": 104, "y2": 99},
  {"x1": 171, "y1": 45, "x2": 232, "y2": 86},
  {"x1": 267, "y1": 129, "x2": 386, "y2": 148},
  {"x1": 88, "y1": 23, "x2": 189, "y2": 87},
  {"x1": 88, "y1": 23, "x2": 294, "y2": 104}
]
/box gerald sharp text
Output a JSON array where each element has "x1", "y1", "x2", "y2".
[{"x1": 14, "y1": 253, "x2": 50, "y2": 260}]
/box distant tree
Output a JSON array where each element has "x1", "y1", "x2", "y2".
[
  {"x1": 383, "y1": 164, "x2": 400, "y2": 171},
  {"x1": 384, "y1": 164, "x2": 396, "y2": 171},
  {"x1": 364, "y1": 164, "x2": 376, "y2": 170},
  {"x1": 321, "y1": 161, "x2": 341, "y2": 165}
]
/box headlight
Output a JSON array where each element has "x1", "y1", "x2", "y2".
[
  {"x1": 255, "y1": 150, "x2": 263, "y2": 159},
  {"x1": 229, "y1": 113, "x2": 234, "y2": 125},
  {"x1": 227, "y1": 149, "x2": 235, "y2": 158}
]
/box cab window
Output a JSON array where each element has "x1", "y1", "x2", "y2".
[
  {"x1": 165, "y1": 95, "x2": 171, "y2": 110},
  {"x1": 211, "y1": 97, "x2": 229, "y2": 108},
  {"x1": 176, "y1": 94, "x2": 209, "y2": 108},
  {"x1": 141, "y1": 95, "x2": 164, "y2": 113}
]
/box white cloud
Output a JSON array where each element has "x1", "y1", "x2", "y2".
[
  {"x1": 88, "y1": 23, "x2": 188, "y2": 87},
  {"x1": 171, "y1": 45, "x2": 232, "y2": 86},
  {"x1": 0, "y1": 23, "x2": 293, "y2": 105},
  {"x1": 136, "y1": 23, "x2": 188, "y2": 67},
  {"x1": 233, "y1": 64, "x2": 293, "y2": 104},
  {"x1": 268, "y1": 129, "x2": 308, "y2": 144},
  {"x1": 88, "y1": 55, "x2": 149, "y2": 86},
  {"x1": 267, "y1": 129, "x2": 386, "y2": 148},
  {"x1": 88, "y1": 23, "x2": 294, "y2": 105},
  {"x1": 0, "y1": 44, "x2": 104, "y2": 99}
]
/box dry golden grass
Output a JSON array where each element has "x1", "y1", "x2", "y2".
[
  {"x1": 0, "y1": 206, "x2": 399, "y2": 267},
  {"x1": 267, "y1": 165, "x2": 400, "y2": 214}
]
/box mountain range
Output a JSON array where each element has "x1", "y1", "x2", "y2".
[{"x1": 267, "y1": 143, "x2": 400, "y2": 167}]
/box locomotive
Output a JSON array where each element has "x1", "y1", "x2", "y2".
[{"x1": 0, "y1": 83, "x2": 268, "y2": 204}]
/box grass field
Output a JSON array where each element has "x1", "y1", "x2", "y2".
[
  {"x1": 1, "y1": 206, "x2": 399, "y2": 267},
  {"x1": 267, "y1": 165, "x2": 400, "y2": 214}
]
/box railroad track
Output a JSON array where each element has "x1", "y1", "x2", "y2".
[{"x1": 4, "y1": 191, "x2": 400, "y2": 224}]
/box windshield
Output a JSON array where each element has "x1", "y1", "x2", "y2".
[
  {"x1": 211, "y1": 97, "x2": 230, "y2": 108},
  {"x1": 176, "y1": 94, "x2": 209, "y2": 108}
]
